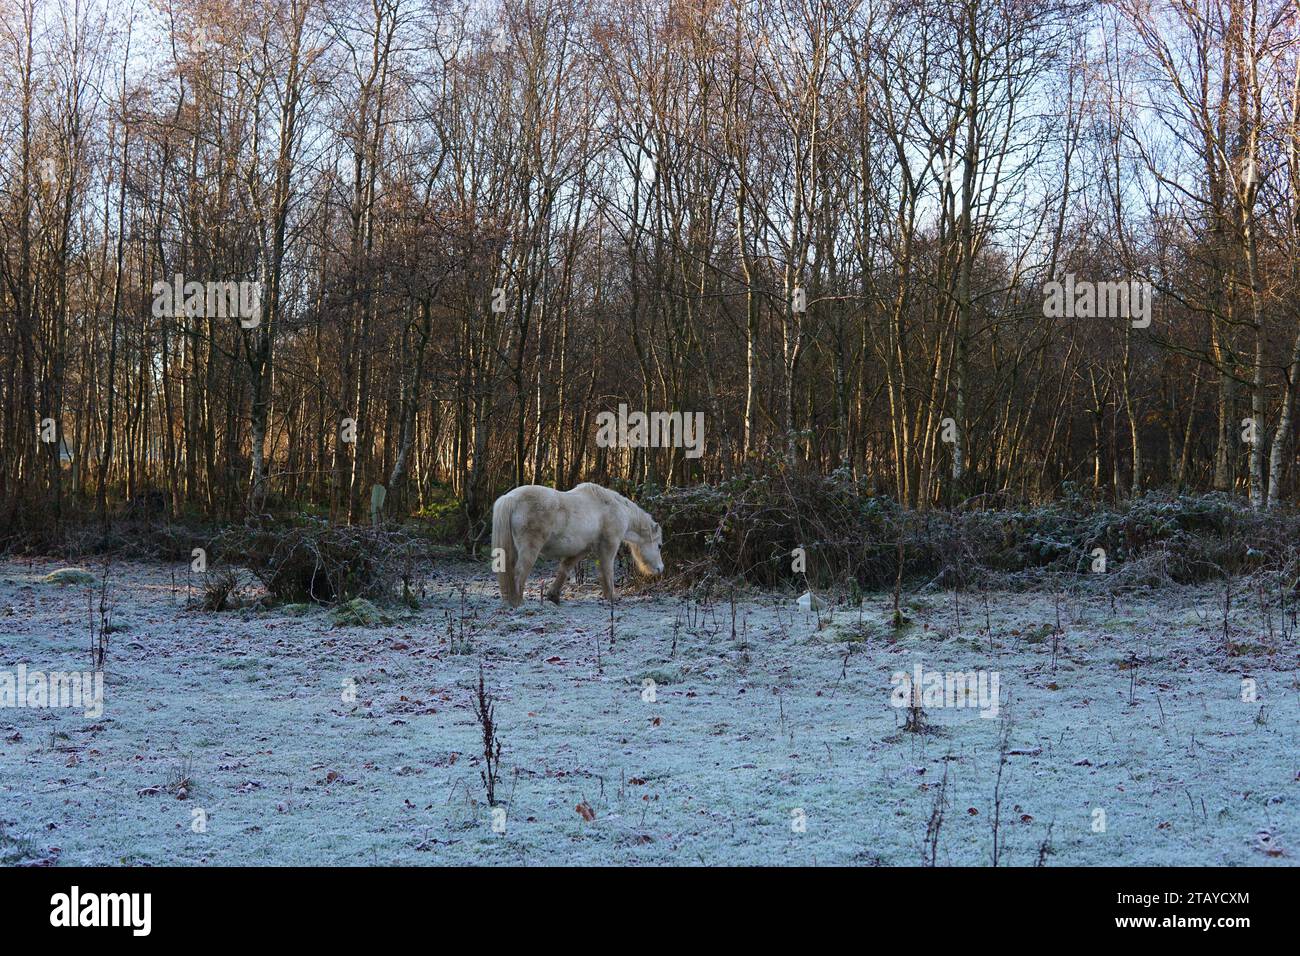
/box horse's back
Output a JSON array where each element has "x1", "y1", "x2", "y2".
[
  {"x1": 569, "y1": 482, "x2": 623, "y2": 507},
  {"x1": 501, "y1": 482, "x2": 620, "y2": 525},
  {"x1": 505, "y1": 484, "x2": 559, "y2": 501},
  {"x1": 503, "y1": 485, "x2": 563, "y2": 522}
]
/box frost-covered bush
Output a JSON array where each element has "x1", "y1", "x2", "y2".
[
  {"x1": 634, "y1": 479, "x2": 1300, "y2": 591},
  {"x1": 330, "y1": 597, "x2": 388, "y2": 627},
  {"x1": 201, "y1": 568, "x2": 240, "y2": 611},
  {"x1": 42, "y1": 567, "x2": 97, "y2": 586},
  {"x1": 635, "y1": 470, "x2": 906, "y2": 589},
  {"x1": 215, "y1": 521, "x2": 420, "y2": 604}
]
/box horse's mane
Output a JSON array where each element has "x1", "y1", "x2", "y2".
[
  {"x1": 578, "y1": 483, "x2": 654, "y2": 536},
  {"x1": 618, "y1": 490, "x2": 656, "y2": 535},
  {"x1": 624, "y1": 497, "x2": 655, "y2": 536}
]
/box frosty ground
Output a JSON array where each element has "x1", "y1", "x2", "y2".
[{"x1": 1, "y1": 555, "x2": 1295, "y2": 866}]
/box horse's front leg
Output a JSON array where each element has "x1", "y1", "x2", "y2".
[
  {"x1": 546, "y1": 556, "x2": 579, "y2": 604},
  {"x1": 596, "y1": 539, "x2": 619, "y2": 602}
]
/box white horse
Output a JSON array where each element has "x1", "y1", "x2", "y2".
[{"x1": 491, "y1": 482, "x2": 664, "y2": 607}]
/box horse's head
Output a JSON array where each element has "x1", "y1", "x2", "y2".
[{"x1": 630, "y1": 520, "x2": 664, "y2": 576}]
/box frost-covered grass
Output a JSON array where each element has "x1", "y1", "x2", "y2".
[{"x1": 0, "y1": 556, "x2": 1295, "y2": 866}]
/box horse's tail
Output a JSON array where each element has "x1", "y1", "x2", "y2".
[{"x1": 492, "y1": 492, "x2": 521, "y2": 607}]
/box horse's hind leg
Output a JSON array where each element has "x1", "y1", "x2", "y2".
[
  {"x1": 546, "y1": 556, "x2": 579, "y2": 604},
  {"x1": 513, "y1": 541, "x2": 542, "y2": 604}
]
